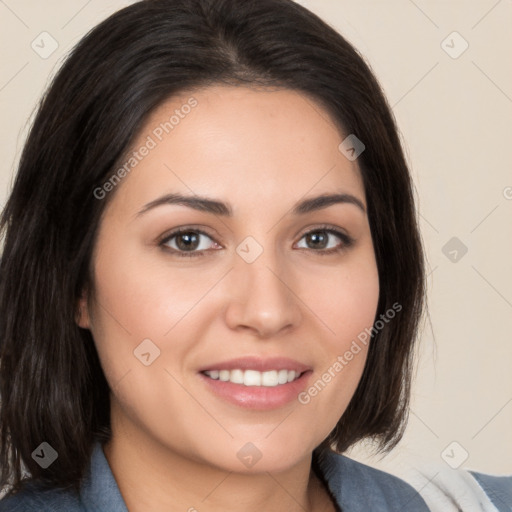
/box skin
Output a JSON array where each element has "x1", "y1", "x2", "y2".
[{"x1": 78, "y1": 85, "x2": 380, "y2": 512}]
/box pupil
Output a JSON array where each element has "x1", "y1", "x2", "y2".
[
  {"x1": 177, "y1": 232, "x2": 199, "y2": 251},
  {"x1": 308, "y1": 231, "x2": 327, "y2": 249}
]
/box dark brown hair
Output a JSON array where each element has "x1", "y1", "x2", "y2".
[{"x1": 0, "y1": 0, "x2": 425, "y2": 495}]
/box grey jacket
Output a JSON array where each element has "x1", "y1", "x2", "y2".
[{"x1": 0, "y1": 442, "x2": 509, "y2": 511}]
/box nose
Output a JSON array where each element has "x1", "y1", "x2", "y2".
[{"x1": 223, "y1": 246, "x2": 303, "y2": 338}]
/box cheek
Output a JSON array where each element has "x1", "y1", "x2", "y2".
[
  {"x1": 295, "y1": 252, "x2": 379, "y2": 429},
  {"x1": 87, "y1": 235, "x2": 229, "y2": 394},
  {"x1": 89, "y1": 237, "x2": 216, "y2": 341},
  {"x1": 86, "y1": 244, "x2": 208, "y2": 444},
  {"x1": 303, "y1": 249, "x2": 380, "y2": 346}
]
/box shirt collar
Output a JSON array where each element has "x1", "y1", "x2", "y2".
[{"x1": 80, "y1": 442, "x2": 128, "y2": 511}]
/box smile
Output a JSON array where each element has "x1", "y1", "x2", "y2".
[{"x1": 202, "y1": 369, "x2": 302, "y2": 387}]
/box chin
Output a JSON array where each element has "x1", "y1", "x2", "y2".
[{"x1": 193, "y1": 436, "x2": 316, "y2": 475}]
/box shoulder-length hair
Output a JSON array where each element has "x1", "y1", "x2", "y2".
[{"x1": 0, "y1": 0, "x2": 425, "y2": 495}]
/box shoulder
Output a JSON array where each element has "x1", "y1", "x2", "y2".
[
  {"x1": 378, "y1": 458, "x2": 512, "y2": 512},
  {"x1": 469, "y1": 471, "x2": 512, "y2": 511},
  {"x1": 316, "y1": 450, "x2": 430, "y2": 511},
  {"x1": 0, "y1": 442, "x2": 128, "y2": 512},
  {"x1": 0, "y1": 481, "x2": 83, "y2": 512}
]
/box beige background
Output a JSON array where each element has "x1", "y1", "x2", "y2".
[{"x1": 0, "y1": 0, "x2": 510, "y2": 479}]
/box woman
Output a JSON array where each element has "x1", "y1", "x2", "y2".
[{"x1": 0, "y1": 0, "x2": 506, "y2": 510}]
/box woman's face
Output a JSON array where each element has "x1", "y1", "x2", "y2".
[{"x1": 79, "y1": 85, "x2": 379, "y2": 472}]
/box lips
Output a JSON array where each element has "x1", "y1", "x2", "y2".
[
  {"x1": 198, "y1": 356, "x2": 313, "y2": 409},
  {"x1": 198, "y1": 356, "x2": 311, "y2": 374}
]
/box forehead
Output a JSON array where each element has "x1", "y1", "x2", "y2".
[{"x1": 108, "y1": 85, "x2": 365, "y2": 215}]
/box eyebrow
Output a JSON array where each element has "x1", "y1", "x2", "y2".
[{"x1": 136, "y1": 192, "x2": 366, "y2": 218}]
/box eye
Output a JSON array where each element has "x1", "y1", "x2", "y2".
[
  {"x1": 295, "y1": 227, "x2": 354, "y2": 255},
  {"x1": 159, "y1": 225, "x2": 354, "y2": 258},
  {"x1": 160, "y1": 228, "x2": 220, "y2": 257}
]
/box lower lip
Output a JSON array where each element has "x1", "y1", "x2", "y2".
[{"x1": 199, "y1": 371, "x2": 312, "y2": 410}]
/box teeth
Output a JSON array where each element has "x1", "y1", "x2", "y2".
[
  {"x1": 231, "y1": 369, "x2": 244, "y2": 384},
  {"x1": 262, "y1": 370, "x2": 278, "y2": 386},
  {"x1": 244, "y1": 370, "x2": 261, "y2": 386},
  {"x1": 204, "y1": 369, "x2": 301, "y2": 387},
  {"x1": 278, "y1": 369, "x2": 288, "y2": 384}
]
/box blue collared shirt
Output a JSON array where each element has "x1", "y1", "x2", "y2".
[{"x1": 0, "y1": 442, "x2": 510, "y2": 511}]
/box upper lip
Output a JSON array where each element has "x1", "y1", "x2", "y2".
[{"x1": 198, "y1": 356, "x2": 311, "y2": 374}]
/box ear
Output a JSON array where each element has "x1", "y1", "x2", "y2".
[{"x1": 75, "y1": 289, "x2": 91, "y2": 329}]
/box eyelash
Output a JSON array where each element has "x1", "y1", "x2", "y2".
[{"x1": 159, "y1": 225, "x2": 354, "y2": 258}]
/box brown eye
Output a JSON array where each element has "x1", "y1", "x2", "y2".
[
  {"x1": 304, "y1": 231, "x2": 329, "y2": 249},
  {"x1": 174, "y1": 231, "x2": 201, "y2": 251},
  {"x1": 296, "y1": 227, "x2": 354, "y2": 255},
  {"x1": 161, "y1": 229, "x2": 220, "y2": 257}
]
